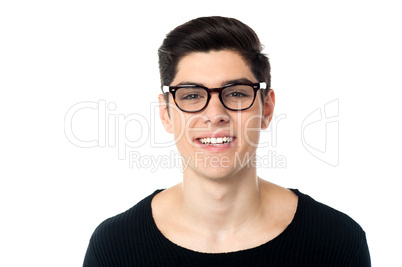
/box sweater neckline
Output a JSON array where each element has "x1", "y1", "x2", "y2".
[{"x1": 147, "y1": 188, "x2": 303, "y2": 256}]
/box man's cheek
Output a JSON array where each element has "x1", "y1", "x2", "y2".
[{"x1": 243, "y1": 115, "x2": 263, "y2": 148}]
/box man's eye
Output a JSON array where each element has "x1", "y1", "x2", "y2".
[
  {"x1": 227, "y1": 91, "x2": 249, "y2": 98},
  {"x1": 182, "y1": 94, "x2": 202, "y2": 100}
]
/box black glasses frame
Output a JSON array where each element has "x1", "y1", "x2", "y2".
[{"x1": 162, "y1": 82, "x2": 267, "y2": 113}]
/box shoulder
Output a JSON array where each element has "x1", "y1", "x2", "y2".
[
  {"x1": 294, "y1": 189, "x2": 365, "y2": 234},
  {"x1": 83, "y1": 190, "x2": 163, "y2": 266},
  {"x1": 291, "y1": 189, "x2": 370, "y2": 263},
  {"x1": 90, "y1": 190, "x2": 161, "y2": 241}
]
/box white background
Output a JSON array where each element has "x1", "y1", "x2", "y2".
[{"x1": 1, "y1": 0, "x2": 401, "y2": 266}]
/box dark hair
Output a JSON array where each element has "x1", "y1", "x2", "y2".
[{"x1": 158, "y1": 16, "x2": 271, "y2": 101}]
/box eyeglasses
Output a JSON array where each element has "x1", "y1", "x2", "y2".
[{"x1": 162, "y1": 82, "x2": 267, "y2": 113}]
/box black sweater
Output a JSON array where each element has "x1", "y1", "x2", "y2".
[{"x1": 83, "y1": 189, "x2": 370, "y2": 266}]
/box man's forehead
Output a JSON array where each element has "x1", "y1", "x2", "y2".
[
  {"x1": 172, "y1": 50, "x2": 257, "y2": 87},
  {"x1": 174, "y1": 78, "x2": 254, "y2": 87}
]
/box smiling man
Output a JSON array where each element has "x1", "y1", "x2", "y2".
[{"x1": 83, "y1": 16, "x2": 370, "y2": 266}]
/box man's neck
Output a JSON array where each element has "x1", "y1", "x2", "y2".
[
  {"x1": 151, "y1": 166, "x2": 297, "y2": 253},
  {"x1": 179, "y1": 166, "x2": 264, "y2": 237}
]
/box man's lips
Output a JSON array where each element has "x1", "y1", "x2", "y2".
[
  {"x1": 194, "y1": 132, "x2": 235, "y2": 140},
  {"x1": 197, "y1": 136, "x2": 235, "y2": 145},
  {"x1": 194, "y1": 133, "x2": 237, "y2": 146}
]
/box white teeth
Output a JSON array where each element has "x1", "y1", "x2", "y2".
[{"x1": 199, "y1": 137, "x2": 233, "y2": 145}]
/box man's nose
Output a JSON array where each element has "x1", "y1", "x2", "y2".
[{"x1": 201, "y1": 93, "x2": 230, "y2": 124}]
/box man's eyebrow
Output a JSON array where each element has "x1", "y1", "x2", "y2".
[
  {"x1": 174, "y1": 78, "x2": 254, "y2": 87},
  {"x1": 221, "y1": 78, "x2": 253, "y2": 86},
  {"x1": 175, "y1": 81, "x2": 206, "y2": 87}
]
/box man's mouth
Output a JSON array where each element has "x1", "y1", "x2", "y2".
[{"x1": 198, "y1": 137, "x2": 234, "y2": 145}]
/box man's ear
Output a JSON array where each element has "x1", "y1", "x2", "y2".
[
  {"x1": 262, "y1": 89, "x2": 275, "y2": 130},
  {"x1": 158, "y1": 94, "x2": 173, "y2": 134}
]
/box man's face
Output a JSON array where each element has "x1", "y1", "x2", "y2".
[{"x1": 159, "y1": 50, "x2": 275, "y2": 180}]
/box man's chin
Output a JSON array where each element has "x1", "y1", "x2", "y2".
[{"x1": 189, "y1": 165, "x2": 241, "y2": 182}]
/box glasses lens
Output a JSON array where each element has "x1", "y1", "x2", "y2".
[
  {"x1": 222, "y1": 85, "x2": 255, "y2": 110},
  {"x1": 175, "y1": 87, "x2": 208, "y2": 112}
]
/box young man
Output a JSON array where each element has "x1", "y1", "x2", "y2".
[{"x1": 83, "y1": 16, "x2": 370, "y2": 266}]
